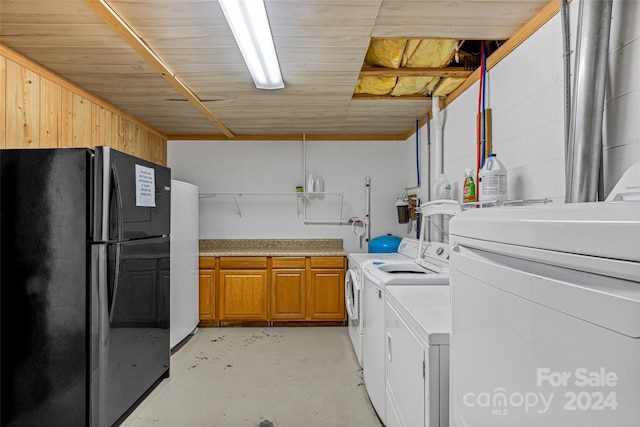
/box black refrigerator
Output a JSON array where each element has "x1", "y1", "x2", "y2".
[{"x1": 1, "y1": 147, "x2": 171, "y2": 426}]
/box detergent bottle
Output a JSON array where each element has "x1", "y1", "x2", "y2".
[
  {"x1": 433, "y1": 174, "x2": 452, "y2": 200},
  {"x1": 479, "y1": 154, "x2": 508, "y2": 202}
]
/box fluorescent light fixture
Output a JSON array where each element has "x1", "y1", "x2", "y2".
[{"x1": 219, "y1": 0, "x2": 284, "y2": 90}]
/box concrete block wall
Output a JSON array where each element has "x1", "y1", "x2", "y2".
[{"x1": 168, "y1": 138, "x2": 418, "y2": 252}]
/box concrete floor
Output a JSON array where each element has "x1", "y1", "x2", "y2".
[{"x1": 120, "y1": 327, "x2": 383, "y2": 427}]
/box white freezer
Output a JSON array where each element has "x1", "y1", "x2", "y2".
[{"x1": 170, "y1": 180, "x2": 200, "y2": 349}]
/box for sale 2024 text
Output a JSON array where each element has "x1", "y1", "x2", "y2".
[
  {"x1": 462, "y1": 367, "x2": 619, "y2": 415},
  {"x1": 537, "y1": 367, "x2": 618, "y2": 412}
]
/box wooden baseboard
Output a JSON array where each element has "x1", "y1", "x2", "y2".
[{"x1": 198, "y1": 320, "x2": 347, "y2": 327}]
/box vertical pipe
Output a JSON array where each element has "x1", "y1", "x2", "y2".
[
  {"x1": 365, "y1": 176, "x2": 371, "y2": 250},
  {"x1": 560, "y1": 0, "x2": 572, "y2": 155},
  {"x1": 431, "y1": 96, "x2": 443, "y2": 242},
  {"x1": 566, "y1": 0, "x2": 613, "y2": 203},
  {"x1": 425, "y1": 118, "x2": 432, "y2": 242},
  {"x1": 432, "y1": 96, "x2": 443, "y2": 178},
  {"x1": 415, "y1": 120, "x2": 421, "y2": 187},
  {"x1": 302, "y1": 133, "x2": 307, "y2": 190}
]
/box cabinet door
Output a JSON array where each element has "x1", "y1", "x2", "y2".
[
  {"x1": 219, "y1": 270, "x2": 268, "y2": 320},
  {"x1": 198, "y1": 269, "x2": 216, "y2": 321},
  {"x1": 308, "y1": 269, "x2": 345, "y2": 320},
  {"x1": 271, "y1": 269, "x2": 306, "y2": 319}
]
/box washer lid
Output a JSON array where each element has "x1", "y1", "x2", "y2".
[
  {"x1": 363, "y1": 260, "x2": 449, "y2": 285},
  {"x1": 450, "y1": 201, "x2": 640, "y2": 263},
  {"x1": 348, "y1": 251, "x2": 410, "y2": 267}
]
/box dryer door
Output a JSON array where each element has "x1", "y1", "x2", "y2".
[{"x1": 345, "y1": 269, "x2": 360, "y2": 320}]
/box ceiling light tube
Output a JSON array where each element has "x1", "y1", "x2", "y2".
[{"x1": 219, "y1": 0, "x2": 284, "y2": 90}]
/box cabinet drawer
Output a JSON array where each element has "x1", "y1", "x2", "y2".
[
  {"x1": 272, "y1": 257, "x2": 306, "y2": 269},
  {"x1": 219, "y1": 257, "x2": 268, "y2": 269},
  {"x1": 309, "y1": 256, "x2": 345, "y2": 269},
  {"x1": 199, "y1": 257, "x2": 216, "y2": 269}
]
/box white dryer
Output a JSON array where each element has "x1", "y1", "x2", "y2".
[
  {"x1": 448, "y1": 164, "x2": 640, "y2": 427},
  {"x1": 361, "y1": 200, "x2": 460, "y2": 424},
  {"x1": 362, "y1": 242, "x2": 451, "y2": 424},
  {"x1": 385, "y1": 285, "x2": 450, "y2": 427},
  {"x1": 345, "y1": 238, "x2": 421, "y2": 367}
]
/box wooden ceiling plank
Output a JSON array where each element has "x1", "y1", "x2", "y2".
[{"x1": 82, "y1": 0, "x2": 235, "y2": 138}]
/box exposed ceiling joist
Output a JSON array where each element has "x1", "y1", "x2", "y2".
[
  {"x1": 82, "y1": 0, "x2": 235, "y2": 138},
  {"x1": 359, "y1": 67, "x2": 472, "y2": 78}
]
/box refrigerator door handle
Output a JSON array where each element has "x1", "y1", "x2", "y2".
[
  {"x1": 110, "y1": 164, "x2": 124, "y2": 242},
  {"x1": 108, "y1": 243, "x2": 122, "y2": 321}
]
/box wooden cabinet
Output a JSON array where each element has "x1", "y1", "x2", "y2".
[
  {"x1": 308, "y1": 257, "x2": 346, "y2": 320},
  {"x1": 219, "y1": 270, "x2": 268, "y2": 320},
  {"x1": 198, "y1": 255, "x2": 345, "y2": 324},
  {"x1": 271, "y1": 257, "x2": 306, "y2": 320},
  {"x1": 198, "y1": 257, "x2": 216, "y2": 321},
  {"x1": 218, "y1": 257, "x2": 268, "y2": 321}
]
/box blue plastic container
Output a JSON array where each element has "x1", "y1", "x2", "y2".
[{"x1": 368, "y1": 234, "x2": 402, "y2": 253}]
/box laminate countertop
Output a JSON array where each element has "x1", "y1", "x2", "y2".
[{"x1": 199, "y1": 239, "x2": 347, "y2": 257}]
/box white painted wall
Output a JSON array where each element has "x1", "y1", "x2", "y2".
[
  {"x1": 169, "y1": 0, "x2": 640, "y2": 249},
  {"x1": 168, "y1": 138, "x2": 419, "y2": 252}
]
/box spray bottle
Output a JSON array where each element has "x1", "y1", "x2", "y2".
[{"x1": 463, "y1": 169, "x2": 476, "y2": 203}]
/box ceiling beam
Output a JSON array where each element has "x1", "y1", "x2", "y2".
[
  {"x1": 352, "y1": 94, "x2": 431, "y2": 100},
  {"x1": 359, "y1": 67, "x2": 472, "y2": 78},
  {"x1": 168, "y1": 133, "x2": 409, "y2": 141},
  {"x1": 83, "y1": 0, "x2": 235, "y2": 138}
]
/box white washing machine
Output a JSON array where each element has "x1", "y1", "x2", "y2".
[
  {"x1": 362, "y1": 240, "x2": 451, "y2": 424},
  {"x1": 448, "y1": 164, "x2": 640, "y2": 427},
  {"x1": 385, "y1": 285, "x2": 450, "y2": 427},
  {"x1": 346, "y1": 238, "x2": 421, "y2": 367}
]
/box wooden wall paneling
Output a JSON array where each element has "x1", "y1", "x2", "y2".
[
  {"x1": 0, "y1": 56, "x2": 6, "y2": 148},
  {"x1": 149, "y1": 133, "x2": 163, "y2": 165},
  {"x1": 1, "y1": 48, "x2": 166, "y2": 151},
  {"x1": 40, "y1": 79, "x2": 62, "y2": 148},
  {"x1": 5, "y1": 60, "x2": 40, "y2": 148},
  {"x1": 122, "y1": 118, "x2": 135, "y2": 154},
  {"x1": 61, "y1": 88, "x2": 74, "y2": 147},
  {"x1": 137, "y1": 125, "x2": 150, "y2": 161},
  {"x1": 129, "y1": 123, "x2": 141, "y2": 158},
  {"x1": 92, "y1": 104, "x2": 112, "y2": 148},
  {"x1": 113, "y1": 114, "x2": 125, "y2": 152},
  {"x1": 72, "y1": 94, "x2": 92, "y2": 148}
]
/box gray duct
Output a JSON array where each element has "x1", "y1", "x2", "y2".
[{"x1": 565, "y1": 0, "x2": 613, "y2": 203}]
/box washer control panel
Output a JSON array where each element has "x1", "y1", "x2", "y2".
[{"x1": 418, "y1": 242, "x2": 450, "y2": 271}]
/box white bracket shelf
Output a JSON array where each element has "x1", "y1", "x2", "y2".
[{"x1": 198, "y1": 192, "x2": 347, "y2": 223}]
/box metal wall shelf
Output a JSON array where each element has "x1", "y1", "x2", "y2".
[
  {"x1": 199, "y1": 192, "x2": 342, "y2": 197},
  {"x1": 198, "y1": 192, "x2": 347, "y2": 223},
  {"x1": 462, "y1": 198, "x2": 553, "y2": 209}
]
